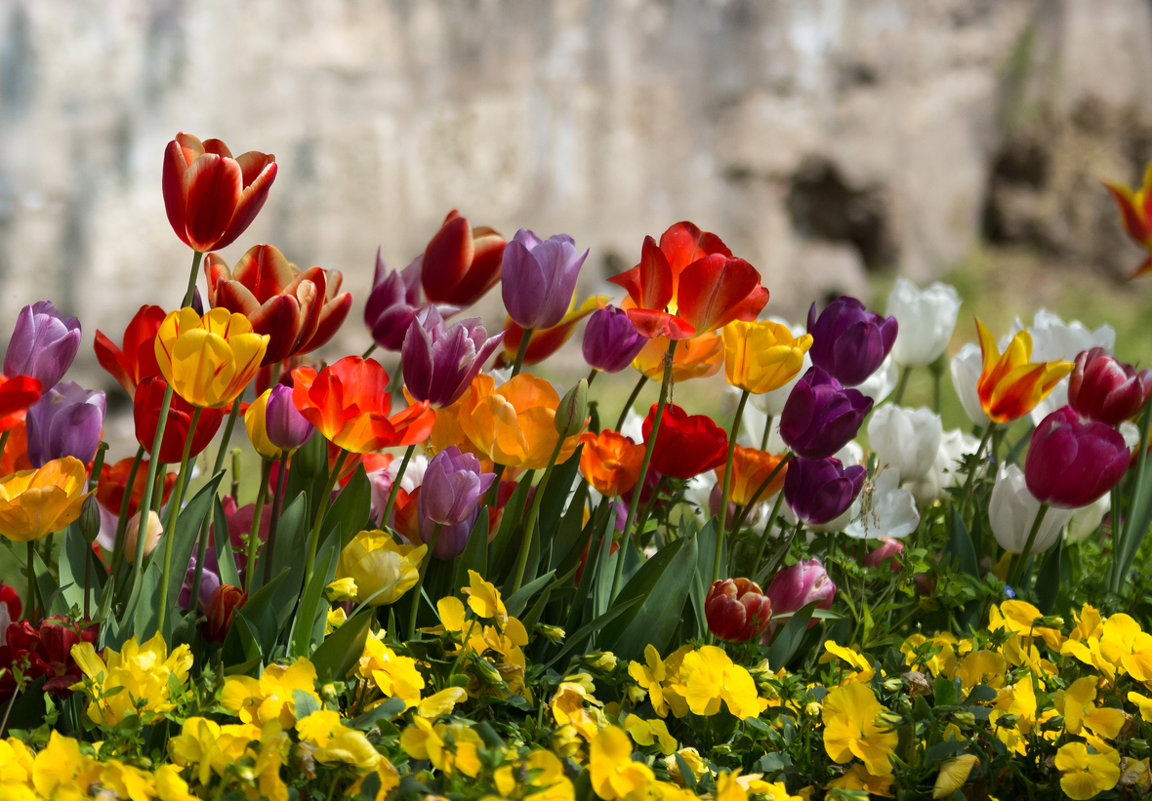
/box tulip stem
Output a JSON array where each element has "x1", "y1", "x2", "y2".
[
  {"x1": 305, "y1": 449, "x2": 349, "y2": 588},
  {"x1": 716, "y1": 389, "x2": 750, "y2": 572},
  {"x1": 729, "y1": 454, "x2": 792, "y2": 536},
  {"x1": 510, "y1": 328, "x2": 533, "y2": 378},
  {"x1": 759, "y1": 415, "x2": 773, "y2": 452},
  {"x1": 157, "y1": 406, "x2": 203, "y2": 634},
  {"x1": 891, "y1": 367, "x2": 912, "y2": 406},
  {"x1": 614, "y1": 374, "x2": 648, "y2": 432},
  {"x1": 362, "y1": 343, "x2": 377, "y2": 360},
  {"x1": 1006, "y1": 503, "x2": 1049, "y2": 594},
  {"x1": 264, "y1": 456, "x2": 290, "y2": 586},
  {"x1": 752, "y1": 490, "x2": 789, "y2": 582},
  {"x1": 182, "y1": 250, "x2": 204, "y2": 308},
  {"x1": 586, "y1": 368, "x2": 598, "y2": 388},
  {"x1": 610, "y1": 340, "x2": 677, "y2": 603},
  {"x1": 408, "y1": 523, "x2": 441, "y2": 637},
  {"x1": 510, "y1": 437, "x2": 565, "y2": 595},
  {"x1": 244, "y1": 459, "x2": 273, "y2": 596},
  {"x1": 25, "y1": 542, "x2": 38, "y2": 625},
  {"x1": 379, "y1": 444, "x2": 416, "y2": 530},
  {"x1": 211, "y1": 399, "x2": 243, "y2": 479},
  {"x1": 959, "y1": 423, "x2": 996, "y2": 522}
]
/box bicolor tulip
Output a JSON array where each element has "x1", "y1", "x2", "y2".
[
  {"x1": 93, "y1": 304, "x2": 165, "y2": 395},
  {"x1": 713, "y1": 446, "x2": 787, "y2": 506},
  {"x1": 974, "y1": 317, "x2": 1072, "y2": 424},
  {"x1": 885, "y1": 278, "x2": 961, "y2": 367},
  {"x1": 498, "y1": 296, "x2": 606, "y2": 368},
  {"x1": 292, "y1": 357, "x2": 435, "y2": 454},
  {"x1": 24, "y1": 381, "x2": 106, "y2": 467},
  {"x1": 420, "y1": 210, "x2": 505, "y2": 306},
  {"x1": 608, "y1": 221, "x2": 769, "y2": 339},
  {"x1": 705, "y1": 578, "x2": 772, "y2": 643},
  {"x1": 1067, "y1": 347, "x2": 1152, "y2": 426},
  {"x1": 763, "y1": 558, "x2": 836, "y2": 623},
  {"x1": 133, "y1": 376, "x2": 225, "y2": 463},
  {"x1": 642, "y1": 403, "x2": 728, "y2": 480},
  {"x1": 162, "y1": 132, "x2": 277, "y2": 252},
  {"x1": 337, "y1": 530, "x2": 426, "y2": 606},
  {"x1": 631, "y1": 332, "x2": 723, "y2": 382},
  {"x1": 417, "y1": 446, "x2": 496, "y2": 559},
  {"x1": 501, "y1": 229, "x2": 588, "y2": 330},
  {"x1": 205, "y1": 245, "x2": 351, "y2": 365},
  {"x1": 779, "y1": 367, "x2": 872, "y2": 459},
  {"x1": 1103, "y1": 164, "x2": 1152, "y2": 277},
  {"x1": 722, "y1": 319, "x2": 813, "y2": 394},
  {"x1": 579, "y1": 429, "x2": 645, "y2": 497},
  {"x1": 0, "y1": 457, "x2": 89, "y2": 542},
  {"x1": 364, "y1": 252, "x2": 436, "y2": 352},
  {"x1": 202, "y1": 584, "x2": 246, "y2": 644},
  {"x1": 402, "y1": 306, "x2": 503, "y2": 408},
  {"x1": 154, "y1": 308, "x2": 269, "y2": 408},
  {"x1": 4, "y1": 300, "x2": 81, "y2": 391},
  {"x1": 458, "y1": 373, "x2": 583, "y2": 470},
  {"x1": 806, "y1": 296, "x2": 898, "y2": 387},
  {"x1": 783, "y1": 456, "x2": 866, "y2": 526},
  {"x1": 96, "y1": 457, "x2": 176, "y2": 518},
  {"x1": 1025, "y1": 405, "x2": 1130, "y2": 508},
  {"x1": 989, "y1": 463, "x2": 1073, "y2": 554},
  {"x1": 0, "y1": 375, "x2": 42, "y2": 433},
  {"x1": 582, "y1": 305, "x2": 647, "y2": 374}
]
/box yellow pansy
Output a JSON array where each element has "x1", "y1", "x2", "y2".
[
  {"x1": 155, "y1": 306, "x2": 269, "y2": 408},
  {"x1": 589, "y1": 726, "x2": 655, "y2": 800},
  {"x1": 933, "y1": 754, "x2": 979, "y2": 799},
  {"x1": 416, "y1": 686, "x2": 468, "y2": 718},
  {"x1": 400, "y1": 716, "x2": 482, "y2": 777},
  {"x1": 355, "y1": 630, "x2": 424, "y2": 710},
  {"x1": 464, "y1": 569, "x2": 507, "y2": 622},
  {"x1": 955, "y1": 650, "x2": 1007, "y2": 696},
  {"x1": 624, "y1": 714, "x2": 677, "y2": 755},
  {"x1": 1099, "y1": 614, "x2": 1152, "y2": 681},
  {"x1": 821, "y1": 683, "x2": 898, "y2": 777},
  {"x1": 628, "y1": 644, "x2": 670, "y2": 718},
  {"x1": 296, "y1": 710, "x2": 383, "y2": 770},
  {"x1": 168, "y1": 716, "x2": 261, "y2": 787},
  {"x1": 825, "y1": 763, "x2": 894, "y2": 796},
  {"x1": 219, "y1": 657, "x2": 321, "y2": 727},
  {"x1": 664, "y1": 747, "x2": 710, "y2": 786},
  {"x1": 551, "y1": 680, "x2": 604, "y2": 742},
  {"x1": 71, "y1": 633, "x2": 193, "y2": 727},
  {"x1": 676, "y1": 646, "x2": 767, "y2": 721},
  {"x1": 820, "y1": 640, "x2": 876, "y2": 684},
  {"x1": 1055, "y1": 741, "x2": 1121, "y2": 800}
]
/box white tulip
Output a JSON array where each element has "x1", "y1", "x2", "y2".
[
  {"x1": 950, "y1": 342, "x2": 990, "y2": 426},
  {"x1": 1067, "y1": 493, "x2": 1110, "y2": 542},
  {"x1": 867, "y1": 405, "x2": 943, "y2": 482},
  {"x1": 908, "y1": 428, "x2": 982, "y2": 506},
  {"x1": 989, "y1": 463, "x2": 1073, "y2": 555},
  {"x1": 856, "y1": 353, "x2": 899, "y2": 402},
  {"x1": 843, "y1": 467, "x2": 921, "y2": 540},
  {"x1": 886, "y1": 277, "x2": 962, "y2": 367},
  {"x1": 1019, "y1": 311, "x2": 1115, "y2": 425}
]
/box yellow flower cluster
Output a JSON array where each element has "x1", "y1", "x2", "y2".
[{"x1": 626, "y1": 643, "x2": 768, "y2": 723}]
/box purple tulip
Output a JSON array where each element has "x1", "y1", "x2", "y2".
[
  {"x1": 779, "y1": 366, "x2": 872, "y2": 459},
  {"x1": 1025, "y1": 405, "x2": 1130, "y2": 508},
  {"x1": 417, "y1": 446, "x2": 496, "y2": 559},
  {"x1": 364, "y1": 251, "x2": 458, "y2": 352},
  {"x1": 582, "y1": 305, "x2": 647, "y2": 373},
  {"x1": 762, "y1": 558, "x2": 836, "y2": 635},
  {"x1": 4, "y1": 300, "x2": 81, "y2": 389},
  {"x1": 501, "y1": 229, "x2": 588, "y2": 330},
  {"x1": 402, "y1": 306, "x2": 504, "y2": 408},
  {"x1": 25, "y1": 381, "x2": 105, "y2": 467},
  {"x1": 783, "y1": 456, "x2": 866, "y2": 525},
  {"x1": 265, "y1": 383, "x2": 313, "y2": 451},
  {"x1": 807, "y1": 296, "x2": 898, "y2": 386}
]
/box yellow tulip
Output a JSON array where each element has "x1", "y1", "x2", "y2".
[
  {"x1": 243, "y1": 388, "x2": 281, "y2": 459},
  {"x1": 0, "y1": 456, "x2": 89, "y2": 542},
  {"x1": 337, "y1": 530, "x2": 426, "y2": 606},
  {"x1": 632, "y1": 332, "x2": 723, "y2": 382},
  {"x1": 721, "y1": 319, "x2": 813, "y2": 393},
  {"x1": 154, "y1": 307, "x2": 269, "y2": 408}
]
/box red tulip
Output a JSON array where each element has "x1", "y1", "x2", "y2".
[
  {"x1": 705, "y1": 577, "x2": 772, "y2": 642},
  {"x1": 1068, "y1": 347, "x2": 1152, "y2": 426},
  {"x1": 642, "y1": 402, "x2": 728, "y2": 480},
  {"x1": 0, "y1": 374, "x2": 42, "y2": 432},
  {"x1": 203, "y1": 584, "x2": 247, "y2": 644},
  {"x1": 420, "y1": 210, "x2": 506, "y2": 306},
  {"x1": 93, "y1": 305, "x2": 166, "y2": 395},
  {"x1": 133, "y1": 376, "x2": 225, "y2": 463},
  {"x1": 96, "y1": 457, "x2": 176, "y2": 518}
]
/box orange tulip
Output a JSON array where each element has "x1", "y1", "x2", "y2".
[
  {"x1": 93, "y1": 304, "x2": 166, "y2": 395},
  {"x1": 579, "y1": 430, "x2": 645, "y2": 496},
  {"x1": 632, "y1": 332, "x2": 723, "y2": 382},
  {"x1": 975, "y1": 318, "x2": 1073, "y2": 424},
  {"x1": 0, "y1": 457, "x2": 89, "y2": 542},
  {"x1": 714, "y1": 447, "x2": 788, "y2": 506},
  {"x1": 458, "y1": 373, "x2": 583, "y2": 469},
  {"x1": 291, "y1": 357, "x2": 435, "y2": 454}
]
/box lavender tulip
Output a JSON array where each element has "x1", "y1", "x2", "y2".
[
  {"x1": 783, "y1": 456, "x2": 866, "y2": 525},
  {"x1": 1025, "y1": 405, "x2": 1130, "y2": 508},
  {"x1": 417, "y1": 446, "x2": 496, "y2": 559},
  {"x1": 501, "y1": 229, "x2": 588, "y2": 330},
  {"x1": 364, "y1": 252, "x2": 427, "y2": 351},
  {"x1": 25, "y1": 381, "x2": 106, "y2": 467},
  {"x1": 265, "y1": 383, "x2": 313, "y2": 451},
  {"x1": 402, "y1": 306, "x2": 504, "y2": 408},
  {"x1": 807, "y1": 296, "x2": 898, "y2": 386},
  {"x1": 4, "y1": 300, "x2": 81, "y2": 389},
  {"x1": 582, "y1": 305, "x2": 647, "y2": 373},
  {"x1": 779, "y1": 366, "x2": 872, "y2": 459}
]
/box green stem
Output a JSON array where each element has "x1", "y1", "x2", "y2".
[
  {"x1": 614, "y1": 374, "x2": 648, "y2": 432},
  {"x1": 107, "y1": 446, "x2": 145, "y2": 582},
  {"x1": 408, "y1": 523, "x2": 441, "y2": 637},
  {"x1": 891, "y1": 366, "x2": 912, "y2": 406},
  {"x1": 510, "y1": 329, "x2": 533, "y2": 378},
  {"x1": 510, "y1": 437, "x2": 566, "y2": 595},
  {"x1": 716, "y1": 389, "x2": 750, "y2": 565},
  {"x1": 362, "y1": 343, "x2": 378, "y2": 359},
  {"x1": 1109, "y1": 402, "x2": 1152, "y2": 595},
  {"x1": 183, "y1": 250, "x2": 204, "y2": 308},
  {"x1": 157, "y1": 406, "x2": 203, "y2": 633},
  {"x1": 1006, "y1": 503, "x2": 1050, "y2": 593},
  {"x1": 586, "y1": 367, "x2": 598, "y2": 388},
  {"x1": 960, "y1": 423, "x2": 995, "y2": 519},
  {"x1": 751, "y1": 491, "x2": 788, "y2": 581},
  {"x1": 211, "y1": 398, "x2": 243, "y2": 478},
  {"x1": 759, "y1": 414, "x2": 773, "y2": 452},
  {"x1": 304, "y1": 449, "x2": 350, "y2": 587},
  {"x1": 379, "y1": 444, "x2": 416, "y2": 529},
  {"x1": 264, "y1": 456, "x2": 290, "y2": 585},
  {"x1": 230, "y1": 449, "x2": 242, "y2": 499},
  {"x1": 244, "y1": 459, "x2": 273, "y2": 595},
  {"x1": 25, "y1": 542, "x2": 37, "y2": 624}
]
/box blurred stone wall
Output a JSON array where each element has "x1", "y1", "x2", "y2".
[{"x1": 2, "y1": 0, "x2": 1152, "y2": 374}]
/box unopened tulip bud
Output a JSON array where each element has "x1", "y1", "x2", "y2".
[
  {"x1": 125, "y1": 510, "x2": 163, "y2": 560},
  {"x1": 78, "y1": 494, "x2": 102, "y2": 545},
  {"x1": 555, "y1": 379, "x2": 589, "y2": 439},
  {"x1": 705, "y1": 577, "x2": 772, "y2": 642}
]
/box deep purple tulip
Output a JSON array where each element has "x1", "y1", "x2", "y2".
[
  {"x1": 783, "y1": 456, "x2": 866, "y2": 525},
  {"x1": 807, "y1": 296, "x2": 898, "y2": 386},
  {"x1": 417, "y1": 446, "x2": 496, "y2": 559},
  {"x1": 582, "y1": 305, "x2": 647, "y2": 373},
  {"x1": 501, "y1": 229, "x2": 588, "y2": 330},
  {"x1": 1068, "y1": 347, "x2": 1152, "y2": 426},
  {"x1": 365, "y1": 252, "x2": 441, "y2": 352},
  {"x1": 25, "y1": 381, "x2": 105, "y2": 467},
  {"x1": 1025, "y1": 405, "x2": 1130, "y2": 508},
  {"x1": 402, "y1": 306, "x2": 504, "y2": 408},
  {"x1": 779, "y1": 366, "x2": 872, "y2": 459},
  {"x1": 762, "y1": 558, "x2": 836, "y2": 637},
  {"x1": 265, "y1": 383, "x2": 313, "y2": 451},
  {"x1": 4, "y1": 300, "x2": 81, "y2": 389}
]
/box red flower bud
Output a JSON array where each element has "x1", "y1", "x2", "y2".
[
  {"x1": 203, "y1": 584, "x2": 247, "y2": 644},
  {"x1": 705, "y1": 577, "x2": 772, "y2": 642},
  {"x1": 1068, "y1": 347, "x2": 1152, "y2": 426}
]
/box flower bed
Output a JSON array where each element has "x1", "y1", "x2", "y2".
[{"x1": 1, "y1": 133, "x2": 1151, "y2": 800}]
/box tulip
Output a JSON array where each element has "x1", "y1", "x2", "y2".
[
  {"x1": 579, "y1": 429, "x2": 645, "y2": 497},
  {"x1": 779, "y1": 367, "x2": 872, "y2": 459},
  {"x1": 885, "y1": 278, "x2": 961, "y2": 367},
  {"x1": 609, "y1": 221, "x2": 769, "y2": 339},
  {"x1": 0, "y1": 585, "x2": 20, "y2": 643},
  {"x1": 582, "y1": 305, "x2": 647, "y2": 373},
  {"x1": 907, "y1": 428, "x2": 981, "y2": 507},
  {"x1": 974, "y1": 317, "x2": 1072, "y2": 424},
  {"x1": 762, "y1": 558, "x2": 836, "y2": 631},
  {"x1": 705, "y1": 578, "x2": 772, "y2": 642},
  {"x1": 642, "y1": 403, "x2": 728, "y2": 481},
  {"x1": 0, "y1": 457, "x2": 89, "y2": 542},
  {"x1": 93, "y1": 304, "x2": 166, "y2": 395},
  {"x1": 783, "y1": 456, "x2": 866, "y2": 526},
  {"x1": 863, "y1": 538, "x2": 903, "y2": 572},
  {"x1": 949, "y1": 343, "x2": 990, "y2": 426},
  {"x1": 364, "y1": 252, "x2": 436, "y2": 351},
  {"x1": 402, "y1": 306, "x2": 504, "y2": 408},
  {"x1": 843, "y1": 468, "x2": 920, "y2": 540},
  {"x1": 162, "y1": 132, "x2": 277, "y2": 253},
  {"x1": 3, "y1": 300, "x2": 81, "y2": 391},
  {"x1": 205, "y1": 245, "x2": 352, "y2": 365},
  {"x1": 1103, "y1": 164, "x2": 1152, "y2": 276},
  {"x1": 501, "y1": 229, "x2": 588, "y2": 330},
  {"x1": 866, "y1": 405, "x2": 943, "y2": 483},
  {"x1": 24, "y1": 382, "x2": 105, "y2": 468},
  {"x1": 1022, "y1": 311, "x2": 1115, "y2": 425},
  {"x1": 1024, "y1": 405, "x2": 1130, "y2": 508},
  {"x1": 722, "y1": 319, "x2": 813, "y2": 394},
  {"x1": 806, "y1": 296, "x2": 898, "y2": 387},
  {"x1": 95, "y1": 457, "x2": 176, "y2": 519},
  {"x1": 632, "y1": 332, "x2": 724, "y2": 382},
  {"x1": 498, "y1": 296, "x2": 606, "y2": 368},
  {"x1": 417, "y1": 446, "x2": 496, "y2": 559},
  {"x1": 1067, "y1": 347, "x2": 1152, "y2": 426},
  {"x1": 989, "y1": 463, "x2": 1073, "y2": 554},
  {"x1": 713, "y1": 446, "x2": 787, "y2": 506},
  {"x1": 458, "y1": 373, "x2": 583, "y2": 470},
  {"x1": 202, "y1": 584, "x2": 246, "y2": 644},
  {"x1": 244, "y1": 389, "x2": 284, "y2": 459},
  {"x1": 264, "y1": 383, "x2": 313, "y2": 452},
  {"x1": 133, "y1": 376, "x2": 225, "y2": 463},
  {"x1": 0, "y1": 615, "x2": 97, "y2": 697},
  {"x1": 154, "y1": 307, "x2": 269, "y2": 408},
  {"x1": 337, "y1": 530, "x2": 426, "y2": 606},
  {"x1": 124, "y1": 510, "x2": 164, "y2": 561},
  {"x1": 0, "y1": 376, "x2": 42, "y2": 434},
  {"x1": 420, "y1": 210, "x2": 506, "y2": 306}
]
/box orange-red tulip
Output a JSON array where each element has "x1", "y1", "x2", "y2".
[
  {"x1": 975, "y1": 318, "x2": 1073, "y2": 424},
  {"x1": 1104, "y1": 165, "x2": 1152, "y2": 277},
  {"x1": 714, "y1": 447, "x2": 788, "y2": 506},
  {"x1": 457, "y1": 373, "x2": 583, "y2": 470},
  {"x1": 0, "y1": 374, "x2": 42, "y2": 433},
  {"x1": 631, "y1": 332, "x2": 723, "y2": 382},
  {"x1": 96, "y1": 457, "x2": 177, "y2": 518},
  {"x1": 420, "y1": 210, "x2": 506, "y2": 306},
  {"x1": 93, "y1": 305, "x2": 166, "y2": 396},
  {"x1": 579, "y1": 430, "x2": 644, "y2": 496}
]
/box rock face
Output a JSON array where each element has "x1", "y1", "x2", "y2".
[{"x1": 0, "y1": 0, "x2": 1150, "y2": 348}]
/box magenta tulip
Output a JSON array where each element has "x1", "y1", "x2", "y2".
[
  {"x1": 1025, "y1": 405, "x2": 1130, "y2": 508},
  {"x1": 1068, "y1": 347, "x2": 1152, "y2": 426}
]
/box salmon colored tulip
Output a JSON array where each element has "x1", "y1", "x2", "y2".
[
  {"x1": 93, "y1": 305, "x2": 165, "y2": 395},
  {"x1": 608, "y1": 221, "x2": 769, "y2": 340},
  {"x1": 1104, "y1": 165, "x2": 1152, "y2": 277},
  {"x1": 722, "y1": 320, "x2": 813, "y2": 394},
  {"x1": 291, "y1": 357, "x2": 435, "y2": 454},
  {"x1": 632, "y1": 332, "x2": 723, "y2": 382},
  {"x1": 162, "y1": 132, "x2": 277, "y2": 253},
  {"x1": 0, "y1": 457, "x2": 89, "y2": 542},
  {"x1": 205, "y1": 245, "x2": 352, "y2": 365},
  {"x1": 975, "y1": 318, "x2": 1073, "y2": 424},
  {"x1": 714, "y1": 447, "x2": 788, "y2": 506},
  {"x1": 154, "y1": 308, "x2": 269, "y2": 408},
  {"x1": 420, "y1": 210, "x2": 506, "y2": 306},
  {"x1": 579, "y1": 430, "x2": 645, "y2": 497},
  {"x1": 458, "y1": 373, "x2": 584, "y2": 470},
  {"x1": 0, "y1": 375, "x2": 42, "y2": 433},
  {"x1": 133, "y1": 376, "x2": 226, "y2": 463},
  {"x1": 497, "y1": 296, "x2": 607, "y2": 367}
]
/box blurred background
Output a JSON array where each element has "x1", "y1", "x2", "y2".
[{"x1": 2, "y1": 0, "x2": 1152, "y2": 429}]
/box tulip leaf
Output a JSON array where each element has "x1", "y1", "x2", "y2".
[
  {"x1": 268, "y1": 493, "x2": 308, "y2": 587},
  {"x1": 504, "y1": 570, "x2": 555, "y2": 619},
  {"x1": 1035, "y1": 536, "x2": 1063, "y2": 614},
  {"x1": 164, "y1": 474, "x2": 225, "y2": 638},
  {"x1": 232, "y1": 566, "x2": 293, "y2": 660},
  {"x1": 212, "y1": 496, "x2": 242, "y2": 590},
  {"x1": 30, "y1": 545, "x2": 67, "y2": 618},
  {"x1": 764, "y1": 601, "x2": 817, "y2": 670},
  {"x1": 453, "y1": 512, "x2": 488, "y2": 595},
  {"x1": 129, "y1": 562, "x2": 163, "y2": 643},
  {"x1": 548, "y1": 482, "x2": 592, "y2": 575},
  {"x1": 489, "y1": 469, "x2": 536, "y2": 578},
  {"x1": 290, "y1": 544, "x2": 337, "y2": 657},
  {"x1": 537, "y1": 451, "x2": 583, "y2": 543},
  {"x1": 610, "y1": 533, "x2": 699, "y2": 660},
  {"x1": 543, "y1": 594, "x2": 644, "y2": 669},
  {"x1": 312, "y1": 608, "x2": 374, "y2": 684},
  {"x1": 946, "y1": 506, "x2": 980, "y2": 578},
  {"x1": 59, "y1": 525, "x2": 99, "y2": 613},
  {"x1": 322, "y1": 464, "x2": 372, "y2": 550}
]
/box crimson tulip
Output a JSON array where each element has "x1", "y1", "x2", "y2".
[
  {"x1": 203, "y1": 584, "x2": 246, "y2": 644},
  {"x1": 93, "y1": 304, "x2": 166, "y2": 395},
  {"x1": 641, "y1": 402, "x2": 728, "y2": 480},
  {"x1": 0, "y1": 375, "x2": 42, "y2": 433},
  {"x1": 420, "y1": 210, "x2": 506, "y2": 306},
  {"x1": 1024, "y1": 405, "x2": 1130, "y2": 508},
  {"x1": 0, "y1": 615, "x2": 97, "y2": 697},
  {"x1": 1067, "y1": 347, "x2": 1152, "y2": 426},
  {"x1": 133, "y1": 376, "x2": 225, "y2": 463},
  {"x1": 705, "y1": 577, "x2": 772, "y2": 642}
]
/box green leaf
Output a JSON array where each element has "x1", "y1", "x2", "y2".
[
  {"x1": 545, "y1": 595, "x2": 643, "y2": 669},
  {"x1": 489, "y1": 470, "x2": 535, "y2": 577},
  {"x1": 597, "y1": 537, "x2": 688, "y2": 656},
  {"x1": 212, "y1": 496, "x2": 242, "y2": 589},
  {"x1": 674, "y1": 753, "x2": 698, "y2": 793},
  {"x1": 1035, "y1": 536, "x2": 1062, "y2": 614},
  {"x1": 946, "y1": 506, "x2": 979, "y2": 577},
  {"x1": 231, "y1": 568, "x2": 291, "y2": 660},
  {"x1": 323, "y1": 464, "x2": 372, "y2": 550},
  {"x1": 763, "y1": 602, "x2": 817, "y2": 670},
  {"x1": 453, "y1": 512, "x2": 488, "y2": 595},
  {"x1": 610, "y1": 533, "x2": 699, "y2": 660},
  {"x1": 350, "y1": 696, "x2": 405, "y2": 730},
  {"x1": 292, "y1": 688, "x2": 321, "y2": 720},
  {"x1": 290, "y1": 545, "x2": 337, "y2": 657},
  {"x1": 311, "y1": 608, "x2": 374, "y2": 683},
  {"x1": 59, "y1": 525, "x2": 95, "y2": 612},
  {"x1": 548, "y1": 481, "x2": 591, "y2": 575},
  {"x1": 504, "y1": 570, "x2": 555, "y2": 619},
  {"x1": 268, "y1": 494, "x2": 308, "y2": 587},
  {"x1": 934, "y1": 675, "x2": 959, "y2": 707},
  {"x1": 164, "y1": 474, "x2": 225, "y2": 639}
]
